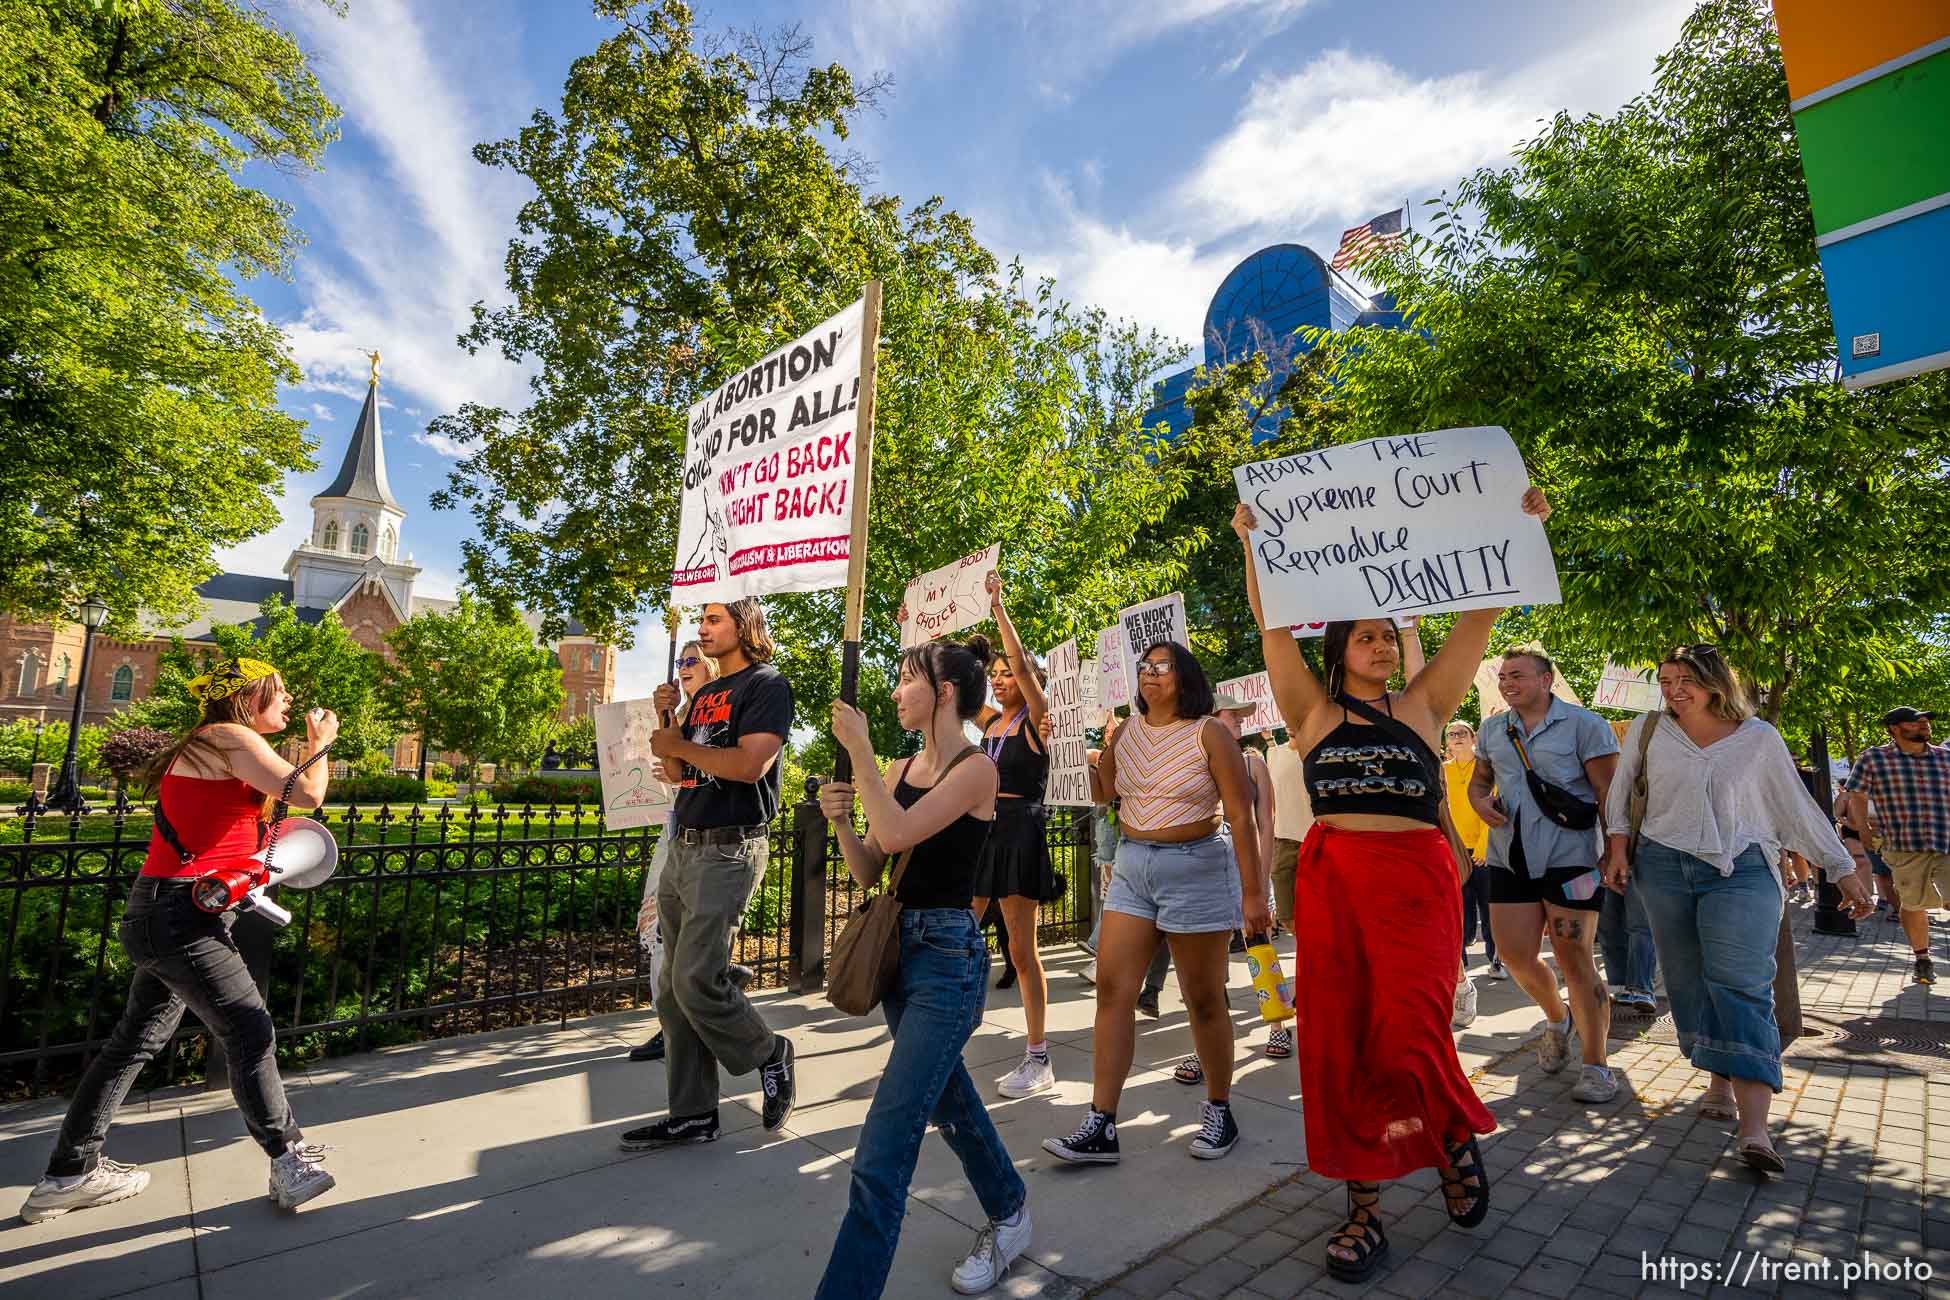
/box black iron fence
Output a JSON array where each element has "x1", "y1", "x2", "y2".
[{"x1": 0, "y1": 792, "x2": 1096, "y2": 1098}]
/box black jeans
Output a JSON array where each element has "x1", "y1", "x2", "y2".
[
  {"x1": 1460, "y1": 868, "x2": 1496, "y2": 964},
  {"x1": 46, "y1": 877, "x2": 302, "y2": 1177}
]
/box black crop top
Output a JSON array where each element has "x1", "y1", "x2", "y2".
[
  {"x1": 890, "y1": 759, "x2": 994, "y2": 909},
  {"x1": 1302, "y1": 694, "x2": 1445, "y2": 825},
  {"x1": 983, "y1": 709, "x2": 1047, "y2": 800}
]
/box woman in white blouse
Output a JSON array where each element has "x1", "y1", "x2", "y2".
[{"x1": 1602, "y1": 645, "x2": 1871, "y2": 1173}]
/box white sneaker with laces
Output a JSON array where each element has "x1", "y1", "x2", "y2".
[
  {"x1": 1537, "y1": 1018, "x2": 1572, "y2": 1074},
  {"x1": 951, "y1": 1206, "x2": 1032, "y2": 1293},
  {"x1": 1079, "y1": 959, "x2": 1096, "y2": 985},
  {"x1": 1570, "y1": 1063, "x2": 1619, "y2": 1103},
  {"x1": 1451, "y1": 974, "x2": 1479, "y2": 1029},
  {"x1": 20, "y1": 1159, "x2": 149, "y2": 1223},
  {"x1": 1487, "y1": 959, "x2": 1508, "y2": 981},
  {"x1": 269, "y1": 1142, "x2": 336, "y2": 1210},
  {"x1": 996, "y1": 1053, "x2": 1055, "y2": 1099}
]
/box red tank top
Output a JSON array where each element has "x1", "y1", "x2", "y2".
[{"x1": 142, "y1": 771, "x2": 267, "y2": 879}]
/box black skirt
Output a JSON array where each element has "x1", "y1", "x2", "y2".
[{"x1": 974, "y1": 799, "x2": 1063, "y2": 903}]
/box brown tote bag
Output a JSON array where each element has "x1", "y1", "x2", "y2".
[{"x1": 826, "y1": 746, "x2": 982, "y2": 1017}]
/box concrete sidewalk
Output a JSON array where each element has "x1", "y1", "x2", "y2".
[{"x1": 3, "y1": 905, "x2": 1944, "y2": 1298}]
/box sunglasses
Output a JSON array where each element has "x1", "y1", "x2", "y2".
[
  {"x1": 1136, "y1": 661, "x2": 1175, "y2": 677},
  {"x1": 676, "y1": 656, "x2": 704, "y2": 669},
  {"x1": 1672, "y1": 643, "x2": 1721, "y2": 659}
]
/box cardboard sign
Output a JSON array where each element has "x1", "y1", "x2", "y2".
[
  {"x1": 671, "y1": 297, "x2": 866, "y2": 602},
  {"x1": 1080, "y1": 658, "x2": 1100, "y2": 714},
  {"x1": 1217, "y1": 671, "x2": 1283, "y2": 736},
  {"x1": 1292, "y1": 622, "x2": 1328, "y2": 638},
  {"x1": 1593, "y1": 661, "x2": 1661, "y2": 713},
  {"x1": 1095, "y1": 627, "x2": 1130, "y2": 710},
  {"x1": 1235, "y1": 426, "x2": 1560, "y2": 626},
  {"x1": 1116, "y1": 592, "x2": 1187, "y2": 702},
  {"x1": 897, "y1": 544, "x2": 998, "y2": 649},
  {"x1": 1475, "y1": 655, "x2": 1585, "y2": 718},
  {"x1": 595, "y1": 698, "x2": 674, "y2": 831},
  {"x1": 1042, "y1": 639, "x2": 1093, "y2": 807}
]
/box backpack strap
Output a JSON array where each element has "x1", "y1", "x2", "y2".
[
  {"x1": 881, "y1": 744, "x2": 983, "y2": 895},
  {"x1": 1337, "y1": 693, "x2": 1444, "y2": 788}
]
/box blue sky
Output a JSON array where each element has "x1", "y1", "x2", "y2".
[{"x1": 220, "y1": 0, "x2": 1696, "y2": 697}]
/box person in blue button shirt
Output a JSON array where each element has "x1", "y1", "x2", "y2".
[{"x1": 1468, "y1": 649, "x2": 1620, "y2": 1103}]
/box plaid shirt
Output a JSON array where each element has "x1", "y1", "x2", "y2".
[{"x1": 1844, "y1": 743, "x2": 1950, "y2": 853}]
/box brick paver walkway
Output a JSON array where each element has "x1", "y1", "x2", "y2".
[{"x1": 1089, "y1": 903, "x2": 1950, "y2": 1300}]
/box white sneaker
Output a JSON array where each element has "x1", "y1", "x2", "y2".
[
  {"x1": 1486, "y1": 959, "x2": 1508, "y2": 981},
  {"x1": 1451, "y1": 974, "x2": 1479, "y2": 1029},
  {"x1": 1570, "y1": 1063, "x2": 1619, "y2": 1103},
  {"x1": 20, "y1": 1159, "x2": 149, "y2": 1223},
  {"x1": 996, "y1": 1053, "x2": 1055, "y2": 1099},
  {"x1": 951, "y1": 1206, "x2": 1032, "y2": 1294},
  {"x1": 1079, "y1": 959, "x2": 1096, "y2": 985},
  {"x1": 1537, "y1": 1018, "x2": 1572, "y2": 1074},
  {"x1": 269, "y1": 1142, "x2": 336, "y2": 1210}
]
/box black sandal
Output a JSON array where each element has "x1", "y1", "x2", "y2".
[
  {"x1": 1325, "y1": 1181, "x2": 1389, "y2": 1282},
  {"x1": 1439, "y1": 1135, "x2": 1490, "y2": 1227}
]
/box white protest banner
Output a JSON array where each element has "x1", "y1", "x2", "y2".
[
  {"x1": 897, "y1": 544, "x2": 999, "y2": 649},
  {"x1": 1217, "y1": 671, "x2": 1283, "y2": 736},
  {"x1": 1042, "y1": 639, "x2": 1093, "y2": 806},
  {"x1": 1594, "y1": 661, "x2": 1661, "y2": 713},
  {"x1": 1095, "y1": 627, "x2": 1130, "y2": 710},
  {"x1": 1117, "y1": 593, "x2": 1187, "y2": 702},
  {"x1": 1080, "y1": 659, "x2": 1100, "y2": 714},
  {"x1": 1235, "y1": 426, "x2": 1559, "y2": 627},
  {"x1": 671, "y1": 297, "x2": 866, "y2": 602},
  {"x1": 1292, "y1": 622, "x2": 1328, "y2": 638},
  {"x1": 595, "y1": 698, "x2": 674, "y2": 831},
  {"x1": 1475, "y1": 655, "x2": 1585, "y2": 718}
]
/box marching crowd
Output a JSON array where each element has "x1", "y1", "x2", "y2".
[{"x1": 27, "y1": 490, "x2": 1950, "y2": 1300}]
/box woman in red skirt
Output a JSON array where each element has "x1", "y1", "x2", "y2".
[{"x1": 1230, "y1": 489, "x2": 1550, "y2": 1282}]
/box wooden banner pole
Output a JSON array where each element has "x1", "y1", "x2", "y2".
[
  {"x1": 832, "y1": 279, "x2": 883, "y2": 785},
  {"x1": 660, "y1": 604, "x2": 682, "y2": 727}
]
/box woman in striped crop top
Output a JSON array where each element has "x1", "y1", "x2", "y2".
[{"x1": 1043, "y1": 641, "x2": 1268, "y2": 1169}]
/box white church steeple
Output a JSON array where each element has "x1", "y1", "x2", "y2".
[{"x1": 287, "y1": 352, "x2": 418, "y2": 617}]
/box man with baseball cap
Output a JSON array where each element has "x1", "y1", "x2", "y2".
[{"x1": 1844, "y1": 707, "x2": 1950, "y2": 985}]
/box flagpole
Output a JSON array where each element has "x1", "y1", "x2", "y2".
[{"x1": 831, "y1": 280, "x2": 883, "y2": 785}]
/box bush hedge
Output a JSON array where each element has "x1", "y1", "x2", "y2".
[
  {"x1": 491, "y1": 776, "x2": 603, "y2": 806},
  {"x1": 328, "y1": 775, "x2": 427, "y2": 806}
]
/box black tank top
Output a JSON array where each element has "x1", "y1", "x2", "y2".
[
  {"x1": 1303, "y1": 694, "x2": 1444, "y2": 825},
  {"x1": 983, "y1": 709, "x2": 1047, "y2": 799},
  {"x1": 891, "y1": 756, "x2": 994, "y2": 909}
]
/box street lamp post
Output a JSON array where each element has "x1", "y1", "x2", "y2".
[
  {"x1": 46, "y1": 596, "x2": 110, "y2": 814},
  {"x1": 29, "y1": 718, "x2": 46, "y2": 767}
]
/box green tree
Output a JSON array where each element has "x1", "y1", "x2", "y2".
[
  {"x1": 0, "y1": 719, "x2": 104, "y2": 781},
  {"x1": 0, "y1": 1, "x2": 340, "y2": 630},
  {"x1": 381, "y1": 596, "x2": 566, "y2": 777},
  {"x1": 1270, "y1": 0, "x2": 1950, "y2": 724},
  {"x1": 426, "y1": 1, "x2": 1192, "y2": 734}
]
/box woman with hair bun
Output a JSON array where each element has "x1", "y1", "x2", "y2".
[{"x1": 815, "y1": 634, "x2": 1032, "y2": 1298}]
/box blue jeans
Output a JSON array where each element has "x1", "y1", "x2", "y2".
[
  {"x1": 1634, "y1": 839, "x2": 1784, "y2": 1090},
  {"x1": 1598, "y1": 878, "x2": 1658, "y2": 993},
  {"x1": 815, "y1": 909, "x2": 1026, "y2": 1300}
]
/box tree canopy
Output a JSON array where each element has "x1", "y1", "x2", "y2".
[
  {"x1": 380, "y1": 596, "x2": 566, "y2": 775},
  {"x1": 0, "y1": 0, "x2": 339, "y2": 630}
]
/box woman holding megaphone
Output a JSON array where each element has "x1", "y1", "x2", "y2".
[{"x1": 21, "y1": 658, "x2": 339, "y2": 1225}]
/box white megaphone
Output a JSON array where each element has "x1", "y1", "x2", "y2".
[{"x1": 239, "y1": 816, "x2": 340, "y2": 928}]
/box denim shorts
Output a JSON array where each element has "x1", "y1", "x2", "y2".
[{"x1": 1105, "y1": 833, "x2": 1242, "y2": 933}]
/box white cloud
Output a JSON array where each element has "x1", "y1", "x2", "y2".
[
  {"x1": 308, "y1": 402, "x2": 335, "y2": 422},
  {"x1": 413, "y1": 430, "x2": 470, "y2": 459}
]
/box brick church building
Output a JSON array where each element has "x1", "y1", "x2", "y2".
[{"x1": 0, "y1": 364, "x2": 613, "y2": 770}]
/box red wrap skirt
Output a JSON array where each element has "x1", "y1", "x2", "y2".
[{"x1": 1293, "y1": 823, "x2": 1494, "y2": 1181}]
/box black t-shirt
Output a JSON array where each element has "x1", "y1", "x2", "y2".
[{"x1": 672, "y1": 662, "x2": 795, "y2": 830}]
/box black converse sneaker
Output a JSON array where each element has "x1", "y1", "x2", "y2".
[
  {"x1": 619, "y1": 1111, "x2": 720, "y2": 1151},
  {"x1": 1042, "y1": 1109, "x2": 1120, "y2": 1165},
  {"x1": 1915, "y1": 954, "x2": 1936, "y2": 986},
  {"x1": 760, "y1": 1036, "x2": 796, "y2": 1131},
  {"x1": 1189, "y1": 1100, "x2": 1240, "y2": 1159}
]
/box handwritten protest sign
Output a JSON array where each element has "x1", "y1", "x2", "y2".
[
  {"x1": 672, "y1": 297, "x2": 866, "y2": 602},
  {"x1": 1234, "y1": 426, "x2": 1559, "y2": 627},
  {"x1": 1095, "y1": 627, "x2": 1130, "y2": 710},
  {"x1": 1042, "y1": 639, "x2": 1093, "y2": 806},
  {"x1": 1475, "y1": 655, "x2": 1585, "y2": 718},
  {"x1": 897, "y1": 545, "x2": 998, "y2": 649},
  {"x1": 1117, "y1": 593, "x2": 1187, "y2": 702},
  {"x1": 1292, "y1": 623, "x2": 1328, "y2": 638},
  {"x1": 1217, "y1": 671, "x2": 1283, "y2": 736},
  {"x1": 1080, "y1": 658, "x2": 1099, "y2": 714},
  {"x1": 595, "y1": 698, "x2": 674, "y2": 831},
  {"x1": 1594, "y1": 661, "x2": 1661, "y2": 713}
]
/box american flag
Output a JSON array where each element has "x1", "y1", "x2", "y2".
[{"x1": 1330, "y1": 208, "x2": 1405, "y2": 271}]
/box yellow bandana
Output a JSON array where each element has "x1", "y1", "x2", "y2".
[{"x1": 187, "y1": 657, "x2": 279, "y2": 704}]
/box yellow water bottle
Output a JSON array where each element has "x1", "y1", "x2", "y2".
[{"x1": 1244, "y1": 932, "x2": 1295, "y2": 1024}]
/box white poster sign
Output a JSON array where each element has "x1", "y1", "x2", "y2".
[
  {"x1": 1475, "y1": 656, "x2": 1585, "y2": 718},
  {"x1": 1234, "y1": 426, "x2": 1560, "y2": 627},
  {"x1": 595, "y1": 698, "x2": 674, "y2": 831},
  {"x1": 897, "y1": 544, "x2": 998, "y2": 649},
  {"x1": 1291, "y1": 622, "x2": 1328, "y2": 638},
  {"x1": 1117, "y1": 593, "x2": 1187, "y2": 703},
  {"x1": 1095, "y1": 627, "x2": 1130, "y2": 710},
  {"x1": 1216, "y1": 671, "x2": 1283, "y2": 737},
  {"x1": 1042, "y1": 639, "x2": 1093, "y2": 807},
  {"x1": 1593, "y1": 661, "x2": 1661, "y2": 713},
  {"x1": 1080, "y1": 658, "x2": 1100, "y2": 714},
  {"x1": 671, "y1": 296, "x2": 866, "y2": 602}
]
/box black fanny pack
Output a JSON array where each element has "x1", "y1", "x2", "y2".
[{"x1": 1505, "y1": 723, "x2": 1600, "y2": 831}]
